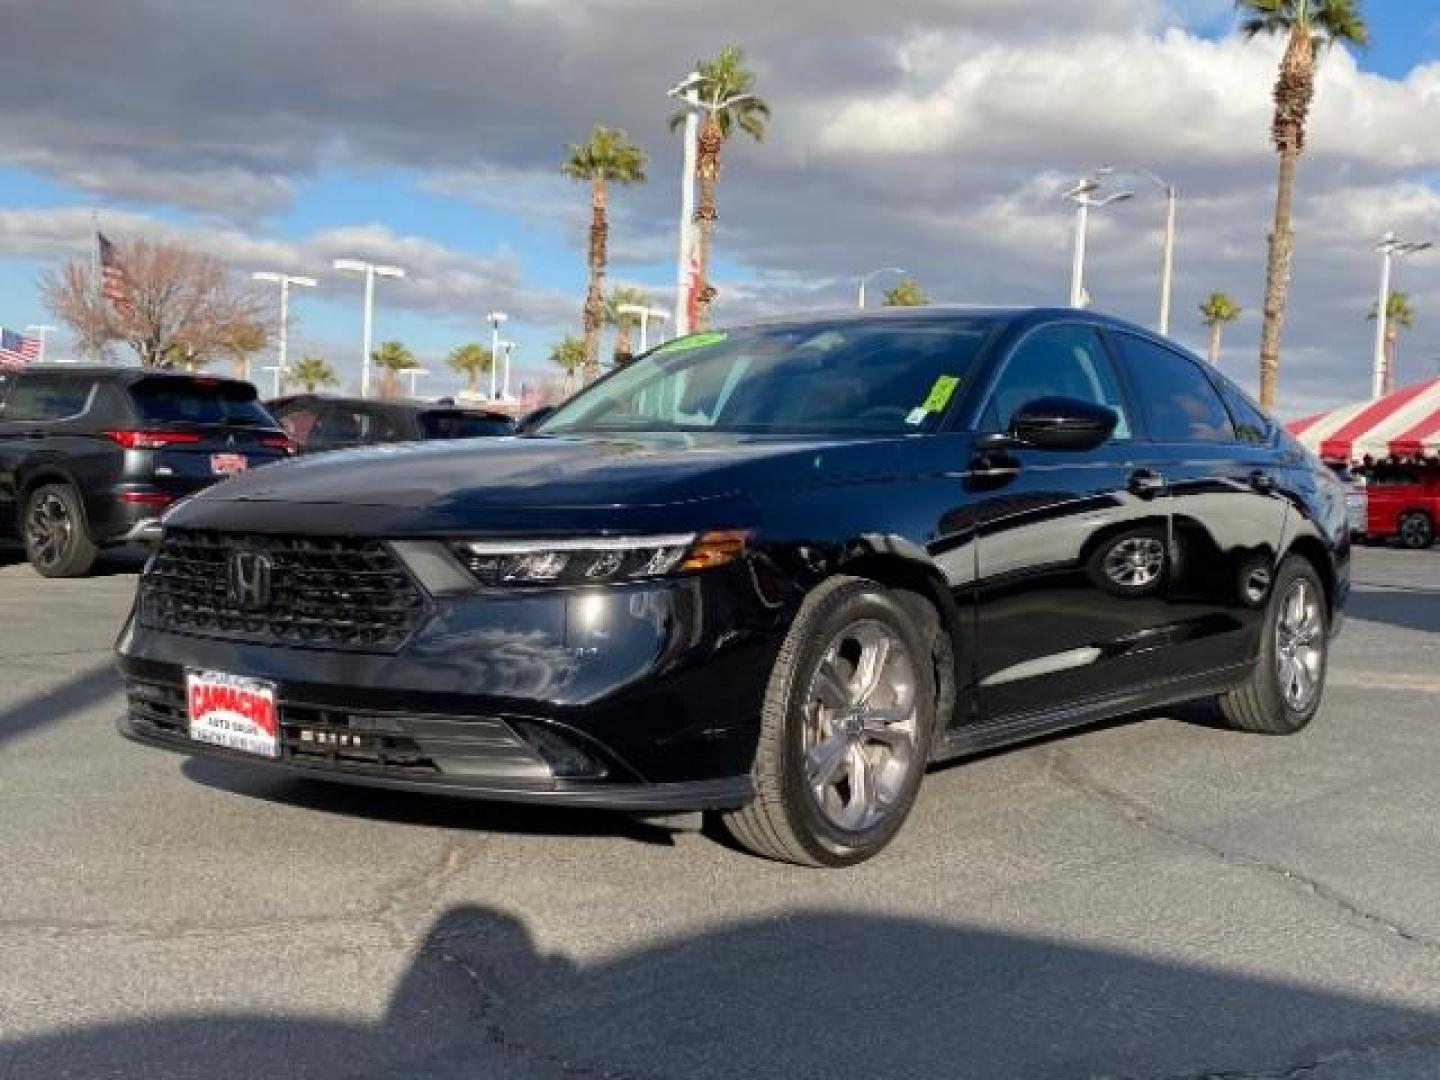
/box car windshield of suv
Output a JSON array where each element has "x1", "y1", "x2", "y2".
[
  {"x1": 539, "y1": 318, "x2": 995, "y2": 436},
  {"x1": 419, "y1": 411, "x2": 515, "y2": 438},
  {"x1": 129, "y1": 376, "x2": 273, "y2": 426}
]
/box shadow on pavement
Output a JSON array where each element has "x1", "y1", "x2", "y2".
[
  {"x1": 3, "y1": 904, "x2": 1440, "y2": 1078},
  {"x1": 181, "y1": 757, "x2": 690, "y2": 847},
  {"x1": 0, "y1": 661, "x2": 119, "y2": 748},
  {"x1": 1346, "y1": 585, "x2": 1440, "y2": 636}
]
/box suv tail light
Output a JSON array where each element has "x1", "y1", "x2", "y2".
[
  {"x1": 259, "y1": 435, "x2": 295, "y2": 454},
  {"x1": 104, "y1": 430, "x2": 204, "y2": 449}
]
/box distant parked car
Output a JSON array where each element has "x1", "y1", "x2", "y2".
[
  {"x1": 0, "y1": 367, "x2": 291, "y2": 576},
  {"x1": 1325, "y1": 462, "x2": 1368, "y2": 539},
  {"x1": 266, "y1": 395, "x2": 516, "y2": 454},
  {"x1": 1356, "y1": 461, "x2": 1439, "y2": 548}
]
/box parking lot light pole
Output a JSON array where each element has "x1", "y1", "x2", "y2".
[
  {"x1": 498, "y1": 340, "x2": 517, "y2": 399},
  {"x1": 1064, "y1": 176, "x2": 1133, "y2": 309},
  {"x1": 1098, "y1": 167, "x2": 1178, "y2": 334},
  {"x1": 668, "y1": 72, "x2": 704, "y2": 338},
  {"x1": 252, "y1": 272, "x2": 317, "y2": 386},
  {"x1": 487, "y1": 312, "x2": 509, "y2": 398},
  {"x1": 260, "y1": 364, "x2": 286, "y2": 398},
  {"x1": 1372, "y1": 232, "x2": 1433, "y2": 399},
  {"x1": 857, "y1": 268, "x2": 905, "y2": 310},
  {"x1": 25, "y1": 324, "x2": 57, "y2": 364},
  {"x1": 616, "y1": 304, "x2": 670, "y2": 353},
  {"x1": 403, "y1": 367, "x2": 429, "y2": 397},
  {"x1": 333, "y1": 260, "x2": 405, "y2": 398}
]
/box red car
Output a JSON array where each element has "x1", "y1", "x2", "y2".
[{"x1": 1359, "y1": 462, "x2": 1440, "y2": 548}]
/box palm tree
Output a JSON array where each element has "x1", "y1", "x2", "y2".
[
  {"x1": 446, "y1": 343, "x2": 494, "y2": 394},
  {"x1": 670, "y1": 46, "x2": 770, "y2": 331},
  {"x1": 605, "y1": 285, "x2": 651, "y2": 366},
  {"x1": 225, "y1": 319, "x2": 268, "y2": 382},
  {"x1": 549, "y1": 335, "x2": 586, "y2": 393},
  {"x1": 562, "y1": 126, "x2": 648, "y2": 385},
  {"x1": 1199, "y1": 292, "x2": 1244, "y2": 365},
  {"x1": 370, "y1": 340, "x2": 417, "y2": 398},
  {"x1": 288, "y1": 355, "x2": 338, "y2": 393},
  {"x1": 1367, "y1": 290, "x2": 1414, "y2": 395},
  {"x1": 1239, "y1": 0, "x2": 1368, "y2": 409},
  {"x1": 883, "y1": 278, "x2": 930, "y2": 307}
]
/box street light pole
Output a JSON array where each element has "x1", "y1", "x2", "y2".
[
  {"x1": 404, "y1": 367, "x2": 430, "y2": 397},
  {"x1": 857, "y1": 267, "x2": 905, "y2": 309},
  {"x1": 1099, "y1": 167, "x2": 1178, "y2": 334},
  {"x1": 1371, "y1": 232, "x2": 1433, "y2": 398},
  {"x1": 668, "y1": 72, "x2": 703, "y2": 338},
  {"x1": 616, "y1": 304, "x2": 670, "y2": 353},
  {"x1": 252, "y1": 272, "x2": 318, "y2": 386},
  {"x1": 498, "y1": 341, "x2": 516, "y2": 399},
  {"x1": 261, "y1": 364, "x2": 286, "y2": 398},
  {"x1": 25, "y1": 324, "x2": 56, "y2": 364},
  {"x1": 1063, "y1": 176, "x2": 1133, "y2": 309},
  {"x1": 487, "y1": 312, "x2": 508, "y2": 398},
  {"x1": 333, "y1": 259, "x2": 405, "y2": 398}
]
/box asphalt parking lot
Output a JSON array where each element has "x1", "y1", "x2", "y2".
[{"x1": 1, "y1": 544, "x2": 1438, "y2": 1079}]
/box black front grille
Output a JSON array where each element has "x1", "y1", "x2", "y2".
[
  {"x1": 139, "y1": 529, "x2": 427, "y2": 652},
  {"x1": 127, "y1": 681, "x2": 440, "y2": 774}
]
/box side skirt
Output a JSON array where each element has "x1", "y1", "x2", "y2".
[{"x1": 932, "y1": 661, "x2": 1254, "y2": 763}]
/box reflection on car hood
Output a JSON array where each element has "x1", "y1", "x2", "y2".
[{"x1": 196, "y1": 432, "x2": 935, "y2": 510}]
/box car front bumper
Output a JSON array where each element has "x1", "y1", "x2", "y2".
[{"x1": 115, "y1": 566, "x2": 784, "y2": 809}]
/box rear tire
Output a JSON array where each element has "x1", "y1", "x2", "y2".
[
  {"x1": 722, "y1": 577, "x2": 938, "y2": 867},
  {"x1": 1398, "y1": 511, "x2": 1434, "y2": 550},
  {"x1": 23, "y1": 483, "x2": 99, "y2": 578},
  {"x1": 1217, "y1": 556, "x2": 1327, "y2": 735}
]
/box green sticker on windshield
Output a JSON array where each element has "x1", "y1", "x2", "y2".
[
  {"x1": 656, "y1": 331, "x2": 727, "y2": 354},
  {"x1": 920, "y1": 375, "x2": 961, "y2": 413}
]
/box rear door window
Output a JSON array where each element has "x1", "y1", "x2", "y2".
[
  {"x1": 418, "y1": 411, "x2": 515, "y2": 438},
  {"x1": 128, "y1": 377, "x2": 273, "y2": 427},
  {"x1": 2, "y1": 374, "x2": 96, "y2": 422},
  {"x1": 316, "y1": 403, "x2": 402, "y2": 447},
  {"x1": 1111, "y1": 333, "x2": 1236, "y2": 444}
]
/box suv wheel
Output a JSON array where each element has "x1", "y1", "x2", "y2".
[
  {"x1": 23, "y1": 484, "x2": 99, "y2": 578},
  {"x1": 1217, "y1": 556, "x2": 1327, "y2": 735},
  {"x1": 1398, "y1": 511, "x2": 1434, "y2": 549},
  {"x1": 722, "y1": 577, "x2": 937, "y2": 867}
]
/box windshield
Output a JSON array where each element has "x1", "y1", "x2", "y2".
[
  {"x1": 539, "y1": 318, "x2": 994, "y2": 436},
  {"x1": 129, "y1": 376, "x2": 273, "y2": 427}
]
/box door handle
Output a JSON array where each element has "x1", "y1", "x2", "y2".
[
  {"x1": 1128, "y1": 469, "x2": 1166, "y2": 497},
  {"x1": 1249, "y1": 470, "x2": 1278, "y2": 494}
]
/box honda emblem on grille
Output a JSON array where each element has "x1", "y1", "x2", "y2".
[{"x1": 227, "y1": 551, "x2": 273, "y2": 610}]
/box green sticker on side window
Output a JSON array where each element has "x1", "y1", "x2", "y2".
[
  {"x1": 920, "y1": 375, "x2": 961, "y2": 413},
  {"x1": 656, "y1": 331, "x2": 727, "y2": 354}
]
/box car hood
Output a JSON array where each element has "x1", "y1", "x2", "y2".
[{"x1": 194, "y1": 432, "x2": 937, "y2": 514}]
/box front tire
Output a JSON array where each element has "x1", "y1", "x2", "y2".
[
  {"x1": 1398, "y1": 511, "x2": 1434, "y2": 549},
  {"x1": 722, "y1": 577, "x2": 938, "y2": 867},
  {"x1": 23, "y1": 483, "x2": 99, "y2": 578},
  {"x1": 1217, "y1": 556, "x2": 1327, "y2": 735}
]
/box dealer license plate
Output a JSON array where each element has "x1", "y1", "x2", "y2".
[
  {"x1": 211, "y1": 452, "x2": 248, "y2": 475},
  {"x1": 186, "y1": 670, "x2": 280, "y2": 758}
]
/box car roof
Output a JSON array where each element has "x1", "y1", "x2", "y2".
[
  {"x1": 269, "y1": 394, "x2": 511, "y2": 420},
  {"x1": 8, "y1": 365, "x2": 252, "y2": 386},
  {"x1": 719, "y1": 305, "x2": 1162, "y2": 338}
]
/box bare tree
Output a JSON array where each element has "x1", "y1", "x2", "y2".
[{"x1": 42, "y1": 238, "x2": 271, "y2": 368}]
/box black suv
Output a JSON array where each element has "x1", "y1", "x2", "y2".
[
  {"x1": 0, "y1": 367, "x2": 291, "y2": 576},
  {"x1": 267, "y1": 395, "x2": 516, "y2": 454},
  {"x1": 117, "y1": 309, "x2": 1349, "y2": 866}
]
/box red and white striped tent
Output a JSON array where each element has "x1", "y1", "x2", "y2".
[{"x1": 1288, "y1": 377, "x2": 1440, "y2": 463}]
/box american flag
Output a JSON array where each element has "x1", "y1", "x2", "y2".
[
  {"x1": 0, "y1": 328, "x2": 39, "y2": 369},
  {"x1": 97, "y1": 231, "x2": 132, "y2": 313}
]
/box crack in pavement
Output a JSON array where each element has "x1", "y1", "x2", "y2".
[
  {"x1": 1047, "y1": 749, "x2": 1440, "y2": 958},
  {"x1": 1136, "y1": 1035, "x2": 1440, "y2": 1079},
  {"x1": 375, "y1": 834, "x2": 490, "y2": 950}
]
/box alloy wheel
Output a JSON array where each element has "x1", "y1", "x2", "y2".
[
  {"x1": 26, "y1": 493, "x2": 72, "y2": 571},
  {"x1": 1274, "y1": 577, "x2": 1324, "y2": 712},
  {"x1": 1102, "y1": 536, "x2": 1165, "y2": 588},
  {"x1": 801, "y1": 619, "x2": 920, "y2": 833},
  {"x1": 1400, "y1": 514, "x2": 1433, "y2": 549}
]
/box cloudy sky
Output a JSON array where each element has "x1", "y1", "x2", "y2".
[{"x1": 0, "y1": 0, "x2": 1437, "y2": 415}]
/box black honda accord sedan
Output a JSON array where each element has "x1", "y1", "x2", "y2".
[{"x1": 117, "y1": 308, "x2": 1349, "y2": 866}]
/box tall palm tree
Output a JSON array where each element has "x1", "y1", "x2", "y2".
[
  {"x1": 605, "y1": 285, "x2": 651, "y2": 365},
  {"x1": 1199, "y1": 292, "x2": 1243, "y2": 365},
  {"x1": 670, "y1": 46, "x2": 770, "y2": 331},
  {"x1": 370, "y1": 340, "x2": 417, "y2": 398},
  {"x1": 446, "y1": 342, "x2": 494, "y2": 394},
  {"x1": 1239, "y1": 0, "x2": 1368, "y2": 409},
  {"x1": 289, "y1": 355, "x2": 338, "y2": 392},
  {"x1": 549, "y1": 335, "x2": 586, "y2": 393},
  {"x1": 1367, "y1": 289, "x2": 1414, "y2": 395},
  {"x1": 883, "y1": 278, "x2": 930, "y2": 307},
  {"x1": 562, "y1": 126, "x2": 648, "y2": 385}
]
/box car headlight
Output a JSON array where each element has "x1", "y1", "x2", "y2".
[{"x1": 450, "y1": 530, "x2": 749, "y2": 587}]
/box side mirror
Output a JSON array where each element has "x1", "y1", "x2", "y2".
[{"x1": 1011, "y1": 396, "x2": 1118, "y2": 452}]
